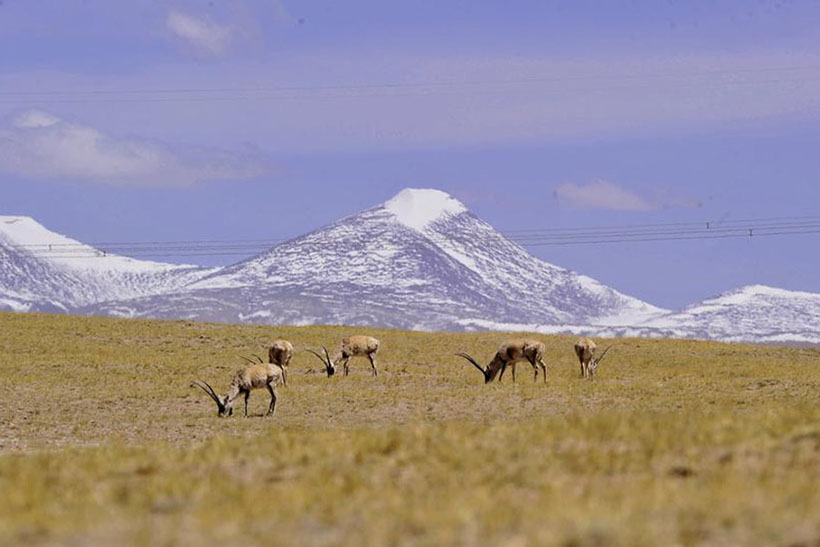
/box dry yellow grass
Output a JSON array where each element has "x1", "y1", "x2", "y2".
[{"x1": 1, "y1": 311, "x2": 819, "y2": 545}]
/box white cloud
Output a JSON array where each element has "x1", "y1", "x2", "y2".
[
  {"x1": 553, "y1": 180, "x2": 661, "y2": 211},
  {"x1": 166, "y1": 11, "x2": 231, "y2": 57},
  {"x1": 13, "y1": 110, "x2": 61, "y2": 129},
  {"x1": 0, "y1": 110, "x2": 266, "y2": 186}
]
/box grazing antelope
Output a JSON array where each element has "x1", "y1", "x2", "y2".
[
  {"x1": 456, "y1": 339, "x2": 548, "y2": 384},
  {"x1": 308, "y1": 335, "x2": 380, "y2": 376},
  {"x1": 574, "y1": 337, "x2": 612, "y2": 379},
  {"x1": 190, "y1": 356, "x2": 284, "y2": 417},
  {"x1": 268, "y1": 339, "x2": 294, "y2": 386}
]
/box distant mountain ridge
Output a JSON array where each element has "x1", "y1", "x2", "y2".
[
  {"x1": 83, "y1": 188, "x2": 664, "y2": 330},
  {"x1": 0, "y1": 215, "x2": 213, "y2": 311},
  {"x1": 455, "y1": 284, "x2": 820, "y2": 345},
  {"x1": 1, "y1": 189, "x2": 818, "y2": 343},
  {"x1": 641, "y1": 285, "x2": 820, "y2": 344}
]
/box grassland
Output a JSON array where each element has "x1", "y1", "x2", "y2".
[{"x1": 1, "y1": 311, "x2": 819, "y2": 545}]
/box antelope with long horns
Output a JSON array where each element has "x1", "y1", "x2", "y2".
[
  {"x1": 456, "y1": 339, "x2": 548, "y2": 384},
  {"x1": 308, "y1": 335, "x2": 380, "y2": 377},
  {"x1": 190, "y1": 356, "x2": 284, "y2": 417},
  {"x1": 268, "y1": 339, "x2": 294, "y2": 385},
  {"x1": 574, "y1": 337, "x2": 612, "y2": 379}
]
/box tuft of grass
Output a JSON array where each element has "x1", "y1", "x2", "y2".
[{"x1": 1, "y1": 311, "x2": 820, "y2": 545}]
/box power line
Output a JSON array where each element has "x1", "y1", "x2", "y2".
[
  {"x1": 1, "y1": 65, "x2": 820, "y2": 104},
  {"x1": 0, "y1": 78, "x2": 812, "y2": 104},
  {"x1": 502, "y1": 214, "x2": 820, "y2": 234},
  {"x1": 523, "y1": 228, "x2": 820, "y2": 246},
  {"x1": 20, "y1": 242, "x2": 286, "y2": 253},
  {"x1": 8, "y1": 214, "x2": 820, "y2": 259},
  {"x1": 3, "y1": 63, "x2": 820, "y2": 97},
  {"x1": 9, "y1": 214, "x2": 820, "y2": 250},
  {"x1": 16, "y1": 221, "x2": 817, "y2": 252},
  {"x1": 511, "y1": 222, "x2": 820, "y2": 242},
  {"x1": 16, "y1": 227, "x2": 819, "y2": 259}
]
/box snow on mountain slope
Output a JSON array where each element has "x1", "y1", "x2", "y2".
[
  {"x1": 387, "y1": 189, "x2": 665, "y2": 325},
  {"x1": 7, "y1": 191, "x2": 817, "y2": 344},
  {"x1": 455, "y1": 285, "x2": 820, "y2": 344},
  {"x1": 640, "y1": 285, "x2": 820, "y2": 343},
  {"x1": 0, "y1": 216, "x2": 213, "y2": 310},
  {"x1": 86, "y1": 188, "x2": 666, "y2": 329},
  {"x1": 0, "y1": 215, "x2": 180, "y2": 273}
]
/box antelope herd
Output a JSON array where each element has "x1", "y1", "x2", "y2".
[{"x1": 191, "y1": 335, "x2": 613, "y2": 417}]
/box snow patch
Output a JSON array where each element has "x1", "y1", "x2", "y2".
[
  {"x1": 575, "y1": 275, "x2": 611, "y2": 296},
  {"x1": 435, "y1": 244, "x2": 478, "y2": 271},
  {"x1": 0, "y1": 297, "x2": 31, "y2": 312},
  {"x1": 716, "y1": 284, "x2": 820, "y2": 305},
  {"x1": 239, "y1": 310, "x2": 273, "y2": 320},
  {"x1": 383, "y1": 188, "x2": 467, "y2": 231}
]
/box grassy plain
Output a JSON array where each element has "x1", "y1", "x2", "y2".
[{"x1": 0, "y1": 311, "x2": 819, "y2": 545}]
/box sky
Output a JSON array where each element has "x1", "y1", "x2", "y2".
[{"x1": 2, "y1": 0, "x2": 820, "y2": 310}]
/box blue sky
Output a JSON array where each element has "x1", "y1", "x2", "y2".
[{"x1": 2, "y1": 0, "x2": 820, "y2": 309}]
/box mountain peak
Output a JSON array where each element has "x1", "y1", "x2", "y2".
[
  {"x1": 0, "y1": 215, "x2": 58, "y2": 246},
  {"x1": 0, "y1": 214, "x2": 192, "y2": 274},
  {"x1": 383, "y1": 188, "x2": 467, "y2": 231},
  {"x1": 1, "y1": 215, "x2": 36, "y2": 223}
]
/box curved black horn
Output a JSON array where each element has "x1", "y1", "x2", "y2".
[
  {"x1": 455, "y1": 352, "x2": 487, "y2": 375},
  {"x1": 307, "y1": 347, "x2": 335, "y2": 376},
  {"x1": 190, "y1": 380, "x2": 226, "y2": 414},
  {"x1": 321, "y1": 346, "x2": 335, "y2": 376},
  {"x1": 238, "y1": 355, "x2": 256, "y2": 365},
  {"x1": 306, "y1": 348, "x2": 327, "y2": 364},
  {"x1": 596, "y1": 345, "x2": 614, "y2": 363},
  {"x1": 190, "y1": 380, "x2": 218, "y2": 402},
  {"x1": 252, "y1": 354, "x2": 264, "y2": 363}
]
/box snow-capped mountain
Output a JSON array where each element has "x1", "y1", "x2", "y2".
[
  {"x1": 0, "y1": 216, "x2": 213, "y2": 311},
  {"x1": 640, "y1": 285, "x2": 820, "y2": 344},
  {"x1": 3, "y1": 190, "x2": 819, "y2": 344},
  {"x1": 83, "y1": 189, "x2": 666, "y2": 329},
  {"x1": 466, "y1": 284, "x2": 820, "y2": 344}
]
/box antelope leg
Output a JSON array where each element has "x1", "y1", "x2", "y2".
[{"x1": 266, "y1": 384, "x2": 277, "y2": 416}]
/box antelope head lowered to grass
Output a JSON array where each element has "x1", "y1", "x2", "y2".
[
  {"x1": 456, "y1": 339, "x2": 548, "y2": 384},
  {"x1": 574, "y1": 337, "x2": 613, "y2": 379},
  {"x1": 190, "y1": 355, "x2": 284, "y2": 417},
  {"x1": 308, "y1": 335, "x2": 380, "y2": 377},
  {"x1": 268, "y1": 339, "x2": 294, "y2": 385}
]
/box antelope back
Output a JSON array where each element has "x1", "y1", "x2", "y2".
[
  {"x1": 269, "y1": 339, "x2": 294, "y2": 365},
  {"x1": 496, "y1": 339, "x2": 526, "y2": 361},
  {"x1": 523, "y1": 340, "x2": 545, "y2": 360},
  {"x1": 342, "y1": 335, "x2": 380, "y2": 355},
  {"x1": 232, "y1": 364, "x2": 279, "y2": 390},
  {"x1": 574, "y1": 337, "x2": 596, "y2": 361},
  {"x1": 496, "y1": 339, "x2": 542, "y2": 362}
]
